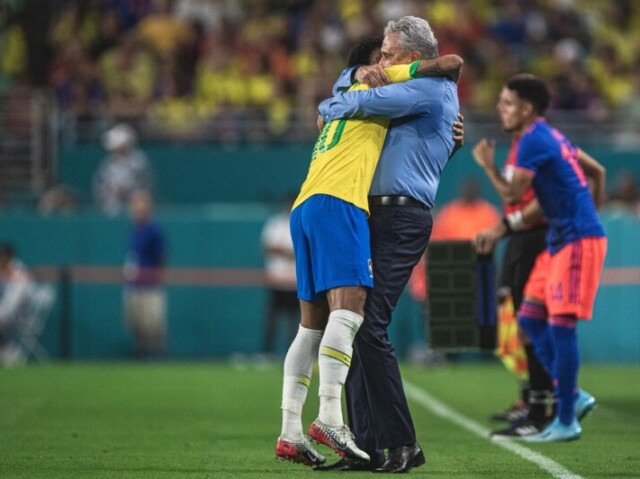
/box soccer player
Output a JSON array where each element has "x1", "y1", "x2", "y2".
[
  {"x1": 473, "y1": 113, "x2": 555, "y2": 436},
  {"x1": 275, "y1": 37, "x2": 462, "y2": 467},
  {"x1": 476, "y1": 74, "x2": 606, "y2": 442}
]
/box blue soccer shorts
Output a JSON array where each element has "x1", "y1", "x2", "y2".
[{"x1": 290, "y1": 194, "x2": 373, "y2": 301}]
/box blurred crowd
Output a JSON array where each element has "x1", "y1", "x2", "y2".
[{"x1": 1, "y1": 0, "x2": 640, "y2": 139}]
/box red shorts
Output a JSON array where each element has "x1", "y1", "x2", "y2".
[{"x1": 523, "y1": 237, "x2": 607, "y2": 319}]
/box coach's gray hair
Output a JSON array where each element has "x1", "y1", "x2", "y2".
[{"x1": 384, "y1": 16, "x2": 438, "y2": 59}]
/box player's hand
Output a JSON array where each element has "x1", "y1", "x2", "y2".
[
  {"x1": 474, "y1": 223, "x2": 507, "y2": 254},
  {"x1": 453, "y1": 113, "x2": 464, "y2": 146},
  {"x1": 355, "y1": 65, "x2": 391, "y2": 88},
  {"x1": 472, "y1": 138, "x2": 496, "y2": 170}
]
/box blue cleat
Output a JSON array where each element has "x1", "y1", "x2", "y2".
[
  {"x1": 524, "y1": 417, "x2": 581, "y2": 443},
  {"x1": 575, "y1": 389, "x2": 597, "y2": 421}
]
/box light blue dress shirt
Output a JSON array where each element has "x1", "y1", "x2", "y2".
[{"x1": 319, "y1": 67, "x2": 459, "y2": 208}]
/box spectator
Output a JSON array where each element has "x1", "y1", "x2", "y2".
[
  {"x1": 49, "y1": 36, "x2": 104, "y2": 119},
  {"x1": 260, "y1": 196, "x2": 298, "y2": 359},
  {"x1": 93, "y1": 123, "x2": 154, "y2": 215},
  {"x1": 0, "y1": 243, "x2": 32, "y2": 365},
  {"x1": 99, "y1": 30, "x2": 156, "y2": 120},
  {"x1": 0, "y1": 0, "x2": 56, "y2": 87},
  {"x1": 136, "y1": 0, "x2": 193, "y2": 60},
  {"x1": 88, "y1": 8, "x2": 122, "y2": 61},
  {"x1": 123, "y1": 190, "x2": 167, "y2": 360}
]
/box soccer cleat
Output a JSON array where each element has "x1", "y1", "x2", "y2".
[
  {"x1": 524, "y1": 417, "x2": 581, "y2": 443},
  {"x1": 275, "y1": 436, "x2": 326, "y2": 466},
  {"x1": 575, "y1": 389, "x2": 597, "y2": 421},
  {"x1": 490, "y1": 401, "x2": 529, "y2": 423},
  {"x1": 491, "y1": 417, "x2": 548, "y2": 439},
  {"x1": 308, "y1": 419, "x2": 370, "y2": 463}
]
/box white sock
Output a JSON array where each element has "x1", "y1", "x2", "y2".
[
  {"x1": 318, "y1": 309, "x2": 364, "y2": 427},
  {"x1": 281, "y1": 325, "x2": 323, "y2": 440}
]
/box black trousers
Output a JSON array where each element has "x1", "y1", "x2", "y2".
[
  {"x1": 345, "y1": 203, "x2": 433, "y2": 459},
  {"x1": 501, "y1": 226, "x2": 548, "y2": 311}
]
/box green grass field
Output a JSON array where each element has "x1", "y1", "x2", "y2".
[{"x1": 1, "y1": 361, "x2": 639, "y2": 478}]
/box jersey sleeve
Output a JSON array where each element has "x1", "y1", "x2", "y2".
[
  {"x1": 383, "y1": 61, "x2": 420, "y2": 83},
  {"x1": 516, "y1": 131, "x2": 549, "y2": 175}
]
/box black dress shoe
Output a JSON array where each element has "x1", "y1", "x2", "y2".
[
  {"x1": 314, "y1": 457, "x2": 378, "y2": 472},
  {"x1": 373, "y1": 443, "x2": 426, "y2": 473}
]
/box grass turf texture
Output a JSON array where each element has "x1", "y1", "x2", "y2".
[{"x1": 1, "y1": 362, "x2": 639, "y2": 478}]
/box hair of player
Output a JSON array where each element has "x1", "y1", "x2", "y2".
[
  {"x1": 348, "y1": 35, "x2": 383, "y2": 67},
  {"x1": 506, "y1": 74, "x2": 551, "y2": 115},
  {"x1": 384, "y1": 16, "x2": 438, "y2": 60}
]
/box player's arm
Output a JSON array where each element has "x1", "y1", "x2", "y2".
[
  {"x1": 474, "y1": 199, "x2": 544, "y2": 254},
  {"x1": 577, "y1": 149, "x2": 606, "y2": 209},
  {"x1": 508, "y1": 168, "x2": 535, "y2": 205},
  {"x1": 344, "y1": 54, "x2": 463, "y2": 89},
  {"x1": 472, "y1": 139, "x2": 514, "y2": 201},
  {"x1": 412, "y1": 54, "x2": 463, "y2": 82}
]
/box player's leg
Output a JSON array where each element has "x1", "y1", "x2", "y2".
[
  {"x1": 549, "y1": 314, "x2": 580, "y2": 426},
  {"x1": 517, "y1": 252, "x2": 554, "y2": 374},
  {"x1": 309, "y1": 286, "x2": 370, "y2": 463},
  {"x1": 277, "y1": 299, "x2": 328, "y2": 465},
  {"x1": 514, "y1": 230, "x2": 555, "y2": 425},
  {"x1": 277, "y1": 200, "x2": 326, "y2": 466},
  {"x1": 492, "y1": 233, "x2": 554, "y2": 438},
  {"x1": 526, "y1": 237, "x2": 606, "y2": 442},
  {"x1": 301, "y1": 196, "x2": 372, "y2": 463},
  {"x1": 316, "y1": 286, "x2": 366, "y2": 428}
]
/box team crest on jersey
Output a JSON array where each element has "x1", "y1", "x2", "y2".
[{"x1": 368, "y1": 259, "x2": 373, "y2": 278}]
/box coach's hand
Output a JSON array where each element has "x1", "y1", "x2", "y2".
[
  {"x1": 453, "y1": 113, "x2": 464, "y2": 146},
  {"x1": 355, "y1": 65, "x2": 390, "y2": 88}
]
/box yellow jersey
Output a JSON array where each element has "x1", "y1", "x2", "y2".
[{"x1": 293, "y1": 63, "x2": 419, "y2": 214}]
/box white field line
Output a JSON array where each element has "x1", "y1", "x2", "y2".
[{"x1": 404, "y1": 382, "x2": 585, "y2": 479}]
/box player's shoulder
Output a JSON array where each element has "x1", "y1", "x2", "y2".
[{"x1": 521, "y1": 121, "x2": 554, "y2": 146}]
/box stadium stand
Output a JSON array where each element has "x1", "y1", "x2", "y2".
[{"x1": 1, "y1": 0, "x2": 639, "y2": 143}]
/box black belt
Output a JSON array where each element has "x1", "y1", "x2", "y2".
[{"x1": 368, "y1": 195, "x2": 429, "y2": 210}]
